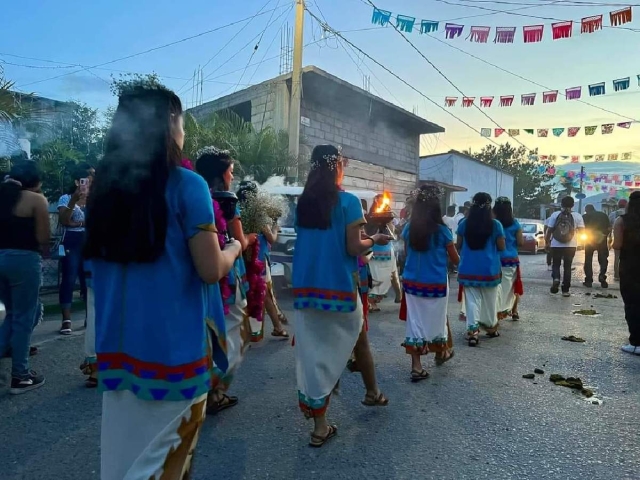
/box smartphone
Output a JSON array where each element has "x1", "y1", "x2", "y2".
[{"x1": 79, "y1": 178, "x2": 88, "y2": 195}]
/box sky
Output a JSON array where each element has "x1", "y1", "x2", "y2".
[{"x1": 2, "y1": 0, "x2": 640, "y2": 171}]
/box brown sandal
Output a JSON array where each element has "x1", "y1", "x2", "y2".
[
  {"x1": 85, "y1": 376, "x2": 98, "y2": 388},
  {"x1": 271, "y1": 329, "x2": 289, "y2": 338},
  {"x1": 410, "y1": 369, "x2": 429, "y2": 382},
  {"x1": 309, "y1": 425, "x2": 338, "y2": 448},
  {"x1": 361, "y1": 391, "x2": 389, "y2": 406},
  {"x1": 206, "y1": 394, "x2": 238, "y2": 415},
  {"x1": 435, "y1": 350, "x2": 455, "y2": 366}
]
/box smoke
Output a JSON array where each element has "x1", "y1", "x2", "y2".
[{"x1": 0, "y1": 120, "x2": 23, "y2": 159}]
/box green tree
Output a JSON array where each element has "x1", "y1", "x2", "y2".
[
  {"x1": 32, "y1": 140, "x2": 84, "y2": 201},
  {"x1": 184, "y1": 110, "x2": 296, "y2": 184},
  {"x1": 465, "y1": 143, "x2": 554, "y2": 218}
]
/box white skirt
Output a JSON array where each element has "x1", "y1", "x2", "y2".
[
  {"x1": 212, "y1": 284, "x2": 247, "y2": 391},
  {"x1": 404, "y1": 291, "x2": 449, "y2": 354},
  {"x1": 369, "y1": 252, "x2": 397, "y2": 298},
  {"x1": 464, "y1": 286, "x2": 498, "y2": 332},
  {"x1": 101, "y1": 390, "x2": 206, "y2": 480},
  {"x1": 497, "y1": 266, "x2": 517, "y2": 314},
  {"x1": 294, "y1": 298, "x2": 363, "y2": 417}
]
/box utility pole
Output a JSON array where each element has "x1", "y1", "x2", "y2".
[
  {"x1": 578, "y1": 165, "x2": 585, "y2": 213},
  {"x1": 287, "y1": 0, "x2": 304, "y2": 184}
]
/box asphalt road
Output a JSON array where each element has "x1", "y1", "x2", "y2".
[{"x1": 1, "y1": 253, "x2": 639, "y2": 480}]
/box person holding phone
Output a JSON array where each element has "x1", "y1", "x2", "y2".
[{"x1": 56, "y1": 164, "x2": 94, "y2": 334}]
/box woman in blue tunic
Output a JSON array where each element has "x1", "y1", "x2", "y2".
[
  {"x1": 85, "y1": 84, "x2": 240, "y2": 479},
  {"x1": 456, "y1": 192, "x2": 505, "y2": 346},
  {"x1": 293, "y1": 144, "x2": 391, "y2": 447},
  {"x1": 195, "y1": 147, "x2": 255, "y2": 415},
  {"x1": 401, "y1": 186, "x2": 459, "y2": 380},
  {"x1": 493, "y1": 197, "x2": 524, "y2": 321}
]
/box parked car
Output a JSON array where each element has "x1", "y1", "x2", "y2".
[
  {"x1": 519, "y1": 221, "x2": 545, "y2": 254},
  {"x1": 263, "y1": 186, "x2": 379, "y2": 290}
]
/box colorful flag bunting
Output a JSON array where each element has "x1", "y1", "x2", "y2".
[
  {"x1": 521, "y1": 93, "x2": 536, "y2": 106},
  {"x1": 480, "y1": 128, "x2": 491, "y2": 137},
  {"x1": 623, "y1": 152, "x2": 633, "y2": 160},
  {"x1": 626, "y1": 181, "x2": 633, "y2": 187},
  {"x1": 584, "y1": 156, "x2": 594, "y2": 161},
  {"x1": 552, "y1": 21, "x2": 573, "y2": 39},
  {"x1": 610, "y1": 7, "x2": 632, "y2": 26},
  {"x1": 549, "y1": 155, "x2": 557, "y2": 162},
  {"x1": 494, "y1": 27, "x2": 516, "y2": 43},
  {"x1": 396, "y1": 15, "x2": 416, "y2": 33},
  {"x1": 523, "y1": 25, "x2": 544, "y2": 43},
  {"x1": 480, "y1": 96, "x2": 494, "y2": 107},
  {"x1": 445, "y1": 23, "x2": 464, "y2": 39},
  {"x1": 371, "y1": 8, "x2": 392, "y2": 26},
  {"x1": 568, "y1": 127, "x2": 581, "y2": 137},
  {"x1": 462, "y1": 97, "x2": 475, "y2": 107},
  {"x1": 420, "y1": 20, "x2": 439, "y2": 33},
  {"x1": 539, "y1": 155, "x2": 549, "y2": 161},
  {"x1": 445, "y1": 97, "x2": 457, "y2": 107},
  {"x1": 571, "y1": 155, "x2": 580, "y2": 163},
  {"x1": 595, "y1": 155, "x2": 605, "y2": 162},
  {"x1": 566, "y1": 87, "x2": 581, "y2": 100},
  {"x1": 508, "y1": 129, "x2": 520, "y2": 137},
  {"x1": 608, "y1": 153, "x2": 619, "y2": 161},
  {"x1": 585, "y1": 125, "x2": 597, "y2": 135},
  {"x1": 495, "y1": 128, "x2": 505, "y2": 137},
  {"x1": 602, "y1": 124, "x2": 614, "y2": 134},
  {"x1": 613, "y1": 77, "x2": 630, "y2": 91},
  {"x1": 500, "y1": 95, "x2": 514, "y2": 107},
  {"x1": 543, "y1": 91, "x2": 558, "y2": 103},
  {"x1": 524, "y1": 129, "x2": 534, "y2": 135},
  {"x1": 553, "y1": 128, "x2": 565, "y2": 137},
  {"x1": 581, "y1": 15, "x2": 603, "y2": 33},
  {"x1": 589, "y1": 82, "x2": 606, "y2": 96},
  {"x1": 613, "y1": 174, "x2": 620, "y2": 181},
  {"x1": 538, "y1": 129, "x2": 548, "y2": 137},
  {"x1": 617, "y1": 122, "x2": 631, "y2": 128},
  {"x1": 468, "y1": 26, "x2": 491, "y2": 43}
]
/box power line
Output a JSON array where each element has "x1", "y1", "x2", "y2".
[
  {"x1": 363, "y1": 0, "x2": 530, "y2": 150},
  {"x1": 15, "y1": 6, "x2": 291, "y2": 89},
  {"x1": 304, "y1": 8, "x2": 506, "y2": 148},
  {"x1": 423, "y1": 33, "x2": 639, "y2": 122}
]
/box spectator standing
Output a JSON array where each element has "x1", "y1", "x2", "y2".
[
  {"x1": 610, "y1": 199, "x2": 628, "y2": 282},
  {"x1": 582, "y1": 204, "x2": 611, "y2": 288}
]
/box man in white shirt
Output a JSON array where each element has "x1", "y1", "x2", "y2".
[
  {"x1": 545, "y1": 196, "x2": 585, "y2": 297},
  {"x1": 442, "y1": 205, "x2": 457, "y2": 232}
]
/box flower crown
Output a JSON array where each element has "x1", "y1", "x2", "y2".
[
  {"x1": 495, "y1": 196, "x2": 511, "y2": 204},
  {"x1": 111, "y1": 74, "x2": 166, "y2": 97},
  {"x1": 311, "y1": 145, "x2": 343, "y2": 171},
  {"x1": 196, "y1": 145, "x2": 231, "y2": 159},
  {"x1": 409, "y1": 185, "x2": 443, "y2": 203},
  {"x1": 472, "y1": 197, "x2": 493, "y2": 209}
]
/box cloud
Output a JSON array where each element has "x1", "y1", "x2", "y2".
[{"x1": 59, "y1": 74, "x2": 110, "y2": 95}]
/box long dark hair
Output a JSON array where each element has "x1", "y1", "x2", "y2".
[
  {"x1": 84, "y1": 86, "x2": 183, "y2": 264},
  {"x1": 493, "y1": 197, "x2": 514, "y2": 229},
  {"x1": 195, "y1": 149, "x2": 234, "y2": 192},
  {"x1": 297, "y1": 145, "x2": 340, "y2": 229},
  {"x1": 465, "y1": 192, "x2": 494, "y2": 250},
  {"x1": 65, "y1": 163, "x2": 94, "y2": 195},
  {"x1": 0, "y1": 161, "x2": 42, "y2": 220},
  {"x1": 409, "y1": 186, "x2": 444, "y2": 252}
]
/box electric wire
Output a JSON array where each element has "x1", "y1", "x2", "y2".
[
  {"x1": 304, "y1": 8, "x2": 506, "y2": 148},
  {"x1": 363, "y1": 0, "x2": 531, "y2": 150},
  {"x1": 15, "y1": 6, "x2": 291, "y2": 89}
]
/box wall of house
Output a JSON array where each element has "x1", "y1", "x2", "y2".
[
  {"x1": 418, "y1": 153, "x2": 455, "y2": 186},
  {"x1": 451, "y1": 156, "x2": 514, "y2": 207}
]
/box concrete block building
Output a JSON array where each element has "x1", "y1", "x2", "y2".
[{"x1": 188, "y1": 66, "x2": 445, "y2": 211}]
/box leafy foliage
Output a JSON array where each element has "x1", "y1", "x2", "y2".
[
  {"x1": 32, "y1": 140, "x2": 84, "y2": 200},
  {"x1": 465, "y1": 143, "x2": 554, "y2": 218},
  {"x1": 184, "y1": 110, "x2": 297, "y2": 184}
]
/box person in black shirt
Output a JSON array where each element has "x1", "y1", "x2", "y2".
[{"x1": 582, "y1": 204, "x2": 611, "y2": 288}]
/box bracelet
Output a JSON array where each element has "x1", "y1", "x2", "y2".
[{"x1": 366, "y1": 236, "x2": 375, "y2": 248}]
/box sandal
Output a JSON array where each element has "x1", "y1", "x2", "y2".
[
  {"x1": 85, "y1": 377, "x2": 98, "y2": 388},
  {"x1": 369, "y1": 304, "x2": 381, "y2": 312},
  {"x1": 435, "y1": 350, "x2": 455, "y2": 366},
  {"x1": 278, "y1": 313, "x2": 289, "y2": 325},
  {"x1": 271, "y1": 329, "x2": 289, "y2": 338},
  {"x1": 361, "y1": 391, "x2": 389, "y2": 406},
  {"x1": 60, "y1": 320, "x2": 72, "y2": 335},
  {"x1": 206, "y1": 394, "x2": 239, "y2": 415},
  {"x1": 466, "y1": 333, "x2": 479, "y2": 347},
  {"x1": 486, "y1": 330, "x2": 501, "y2": 338},
  {"x1": 410, "y1": 369, "x2": 429, "y2": 382},
  {"x1": 511, "y1": 312, "x2": 520, "y2": 321},
  {"x1": 309, "y1": 425, "x2": 338, "y2": 448}
]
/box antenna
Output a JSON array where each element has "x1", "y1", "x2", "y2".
[{"x1": 280, "y1": 23, "x2": 293, "y2": 75}]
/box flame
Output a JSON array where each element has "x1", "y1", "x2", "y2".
[{"x1": 375, "y1": 191, "x2": 392, "y2": 213}]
